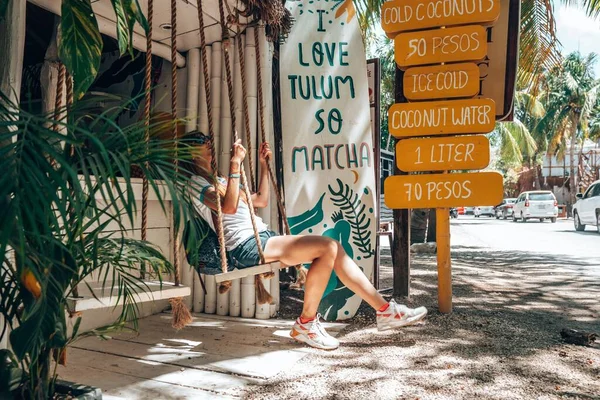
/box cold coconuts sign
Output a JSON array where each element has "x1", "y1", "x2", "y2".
[
  {"x1": 382, "y1": 0, "x2": 501, "y2": 33},
  {"x1": 281, "y1": 0, "x2": 377, "y2": 321}
]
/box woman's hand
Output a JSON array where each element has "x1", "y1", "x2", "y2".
[
  {"x1": 230, "y1": 139, "x2": 246, "y2": 164},
  {"x1": 259, "y1": 142, "x2": 272, "y2": 164}
]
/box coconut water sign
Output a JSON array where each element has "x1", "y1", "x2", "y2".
[{"x1": 281, "y1": 0, "x2": 376, "y2": 321}]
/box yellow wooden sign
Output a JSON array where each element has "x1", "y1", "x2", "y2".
[
  {"x1": 382, "y1": 0, "x2": 501, "y2": 34},
  {"x1": 404, "y1": 63, "x2": 480, "y2": 101},
  {"x1": 395, "y1": 25, "x2": 487, "y2": 68},
  {"x1": 388, "y1": 98, "x2": 495, "y2": 137},
  {"x1": 396, "y1": 135, "x2": 490, "y2": 172},
  {"x1": 384, "y1": 172, "x2": 503, "y2": 208}
]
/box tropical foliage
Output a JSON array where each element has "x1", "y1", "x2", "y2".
[{"x1": 0, "y1": 94, "x2": 200, "y2": 399}]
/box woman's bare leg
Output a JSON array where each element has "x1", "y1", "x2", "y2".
[
  {"x1": 264, "y1": 235, "x2": 337, "y2": 319},
  {"x1": 330, "y1": 241, "x2": 387, "y2": 310},
  {"x1": 264, "y1": 235, "x2": 387, "y2": 318}
]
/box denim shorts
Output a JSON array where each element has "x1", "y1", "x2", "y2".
[{"x1": 228, "y1": 230, "x2": 277, "y2": 269}]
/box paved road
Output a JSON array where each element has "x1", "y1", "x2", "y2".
[{"x1": 450, "y1": 215, "x2": 600, "y2": 275}]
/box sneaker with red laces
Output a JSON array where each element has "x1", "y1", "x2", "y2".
[
  {"x1": 376, "y1": 299, "x2": 428, "y2": 331},
  {"x1": 290, "y1": 314, "x2": 340, "y2": 350}
]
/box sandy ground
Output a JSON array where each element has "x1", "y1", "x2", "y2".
[{"x1": 243, "y1": 244, "x2": 600, "y2": 400}]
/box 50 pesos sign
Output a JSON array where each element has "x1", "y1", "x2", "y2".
[
  {"x1": 395, "y1": 25, "x2": 487, "y2": 68},
  {"x1": 384, "y1": 172, "x2": 503, "y2": 209}
]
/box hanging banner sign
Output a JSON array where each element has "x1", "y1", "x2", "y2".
[
  {"x1": 382, "y1": 0, "x2": 501, "y2": 34},
  {"x1": 388, "y1": 98, "x2": 495, "y2": 137},
  {"x1": 281, "y1": 0, "x2": 377, "y2": 321},
  {"x1": 403, "y1": 62, "x2": 480, "y2": 101},
  {"x1": 396, "y1": 135, "x2": 490, "y2": 172},
  {"x1": 394, "y1": 25, "x2": 487, "y2": 68},
  {"x1": 384, "y1": 172, "x2": 503, "y2": 208}
]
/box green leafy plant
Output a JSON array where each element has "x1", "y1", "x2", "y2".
[{"x1": 0, "y1": 93, "x2": 200, "y2": 399}]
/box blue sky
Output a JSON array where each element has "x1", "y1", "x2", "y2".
[{"x1": 555, "y1": 4, "x2": 600, "y2": 76}]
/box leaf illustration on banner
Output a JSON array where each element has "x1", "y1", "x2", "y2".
[
  {"x1": 333, "y1": 0, "x2": 355, "y2": 23},
  {"x1": 324, "y1": 212, "x2": 354, "y2": 259},
  {"x1": 319, "y1": 280, "x2": 355, "y2": 321},
  {"x1": 287, "y1": 193, "x2": 325, "y2": 235},
  {"x1": 329, "y1": 179, "x2": 374, "y2": 259}
]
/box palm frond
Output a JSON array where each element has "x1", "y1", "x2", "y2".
[{"x1": 518, "y1": 0, "x2": 562, "y2": 88}]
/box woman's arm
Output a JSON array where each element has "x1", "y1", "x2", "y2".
[
  {"x1": 200, "y1": 140, "x2": 246, "y2": 214},
  {"x1": 252, "y1": 143, "x2": 271, "y2": 208}
]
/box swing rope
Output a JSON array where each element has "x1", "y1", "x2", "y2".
[
  {"x1": 52, "y1": 63, "x2": 65, "y2": 133},
  {"x1": 168, "y1": 0, "x2": 192, "y2": 329},
  {"x1": 170, "y1": 0, "x2": 181, "y2": 288},
  {"x1": 141, "y1": 0, "x2": 153, "y2": 280}
]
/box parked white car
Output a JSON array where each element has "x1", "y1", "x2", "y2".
[
  {"x1": 573, "y1": 179, "x2": 600, "y2": 233},
  {"x1": 474, "y1": 206, "x2": 495, "y2": 217},
  {"x1": 512, "y1": 191, "x2": 558, "y2": 223}
]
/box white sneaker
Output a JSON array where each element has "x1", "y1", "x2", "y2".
[
  {"x1": 290, "y1": 314, "x2": 340, "y2": 350},
  {"x1": 377, "y1": 299, "x2": 428, "y2": 331}
]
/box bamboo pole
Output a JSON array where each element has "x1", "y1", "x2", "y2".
[
  {"x1": 41, "y1": 18, "x2": 65, "y2": 131},
  {"x1": 233, "y1": 35, "x2": 244, "y2": 148},
  {"x1": 257, "y1": 25, "x2": 272, "y2": 226},
  {"x1": 197, "y1": 46, "x2": 212, "y2": 134},
  {"x1": 181, "y1": 49, "x2": 201, "y2": 309},
  {"x1": 186, "y1": 49, "x2": 200, "y2": 132},
  {"x1": 204, "y1": 275, "x2": 217, "y2": 314},
  {"x1": 211, "y1": 42, "x2": 222, "y2": 168},
  {"x1": 244, "y1": 28, "x2": 259, "y2": 188},
  {"x1": 228, "y1": 278, "x2": 241, "y2": 317},
  {"x1": 255, "y1": 275, "x2": 271, "y2": 320},
  {"x1": 270, "y1": 270, "x2": 280, "y2": 316},
  {"x1": 193, "y1": 273, "x2": 205, "y2": 313},
  {"x1": 241, "y1": 275, "x2": 256, "y2": 318},
  {"x1": 216, "y1": 284, "x2": 230, "y2": 316},
  {"x1": 219, "y1": 40, "x2": 233, "y2": 175}
]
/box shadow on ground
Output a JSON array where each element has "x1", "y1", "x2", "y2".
[{"x1": 246, "y1": 245, "x2": 600, "y2": 400}]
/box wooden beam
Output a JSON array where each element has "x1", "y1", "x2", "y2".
[{"x1": 392, "y1": 66, "x2": 410, "y2": 298}]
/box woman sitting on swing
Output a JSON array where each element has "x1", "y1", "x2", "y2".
[{"x1": 189, "y1": 131, "x2": 427, "y2": 350}]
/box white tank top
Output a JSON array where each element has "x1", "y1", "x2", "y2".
[{"x1": 190, "y1": 175, "x2": 268, "y2": 251}]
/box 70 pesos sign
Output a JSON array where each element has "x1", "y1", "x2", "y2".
[{"x1": 384, "y1": 172, "x2": 503, "y2": 209}]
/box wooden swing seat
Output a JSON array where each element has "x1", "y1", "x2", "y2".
[{"x1": 213, "y1": 261, "x2": 285, "y2": 283}]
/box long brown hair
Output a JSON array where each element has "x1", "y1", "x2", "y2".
[{"x1": 186, "y1": 131, "x2": 248, "y2": 204}]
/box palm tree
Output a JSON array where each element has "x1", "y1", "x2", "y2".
[{"x1": 537, "y1": 52, "x2": 599, "y2": 204}]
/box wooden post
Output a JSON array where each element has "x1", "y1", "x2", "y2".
[
  {"x1": 426, "y1": 208, "x2": 437, "y2": 243},
  {"x1": 392, "y1": 66, "x2": 410, "y2": 298},
  {"x1": 436, "y1": 207, "x2": 452, "y2": 313},
  {"x1": 0, "y1": 0, "x2": 26, "y2": 351}
]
